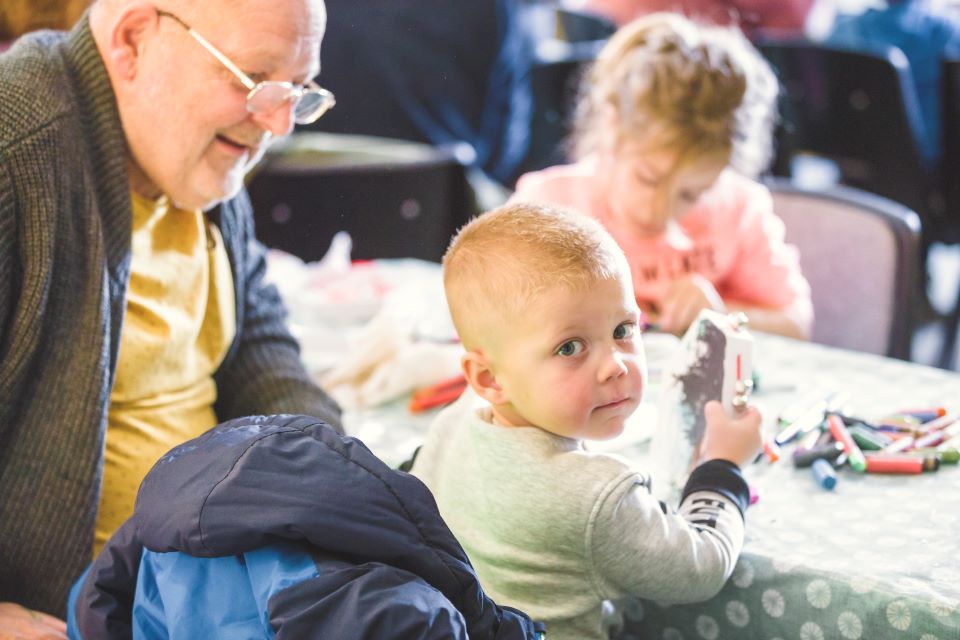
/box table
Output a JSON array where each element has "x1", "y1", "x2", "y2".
[
  {"x1": 620, "y1": 335, "x2": 960, "y2": 640},
  {"x1": 277, "y1": 256, "x2": 960, "y2": 640}
]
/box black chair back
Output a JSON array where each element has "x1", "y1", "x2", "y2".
[
  {"x1": 247, "y1": 133, "x2": 475, "y2": 263},
  {"x1": 758, "y1": 39, "x2": 944, "y2": 236},
  {"x1": 940, "y1": 59, "x2": 960, "y2": 245},
  {"x1": 522, "y1": 40, "x2": 602, "y2": 174},
  {"x1": 936, "y1": 59, "x2": 960, "y2": 368}
]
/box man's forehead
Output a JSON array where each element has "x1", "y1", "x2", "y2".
[
  {"x1": 181, "y1": 0, "x2": 325, "y2": 40},
  {"x1": 198, "y1": 0, "x2": 324, "y2": 77},
  {"x1": 240, "y1": 34, "x2": 322, "y2": 77}
]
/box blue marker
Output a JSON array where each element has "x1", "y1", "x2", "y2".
[{"x1": 811, "y1": 458, "x2": 837, "y2": 490}]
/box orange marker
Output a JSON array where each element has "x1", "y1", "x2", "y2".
[
  {"x1": 763, "y1": 437, "x2": 781, "y2": 463},
  {"x1": 408, "y1": 375, "x2": 468, "y2": 413}
]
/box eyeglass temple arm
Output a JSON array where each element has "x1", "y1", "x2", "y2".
[
  {"x1": 185, "y1": 29, "x2": 257, "y2": 91},
  {"x1": 156, "y1": 9, "x2": 257, "y2": 92}
]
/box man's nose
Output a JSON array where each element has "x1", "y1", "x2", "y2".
[{"x1": 252, "y1": 100, "x2": 296, "y2": 138}]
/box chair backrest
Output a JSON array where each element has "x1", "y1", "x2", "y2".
[
  {"x1": 940, "y1": 58, "x2": 960, "y2": 245},
  {"x1": 521, "y1": 39, "x2": 602, "y2": 174},
  {"x1": 246, "y1": 133, "x2": 476, "y2": 263},
  {"x1": 758, "y1": 38, "x2": 941, "y2": 230},
  {"x1": 764, "y1": 177, "x2": 921, "y2": 359}
]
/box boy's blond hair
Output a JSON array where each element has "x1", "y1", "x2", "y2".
[
  {"x1": 572, "y1": 12, "x2": 778, "y2": 179},
  {"x1": 443, "y1": 202, "x2": 630, "y2": 350}
]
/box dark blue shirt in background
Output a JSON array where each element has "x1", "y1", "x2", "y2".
[
  {"x1": 827, "y1": 0, "x2": 960, "y2": 166},
  {"x1": 305, "y1": 0, "x2": 534, "y2": 186}
]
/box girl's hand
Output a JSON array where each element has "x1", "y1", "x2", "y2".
[{"x1": 655, "y1": 274, "x2": 725, "y2": 335}]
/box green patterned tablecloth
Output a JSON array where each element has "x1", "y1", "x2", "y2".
[
  {"x1": 621, "y1": 464, "x2": 960, "y2": 640},
  {"x1": 338, "y1": 332, "x2": 960, "y2": 640},
  {"x1": 283, "y1": 256, "x2": 960, "y2": 639},
  {"x1": 620, "y1": 335, "x2": 960, "y2": 640},
  {"x1": 344, "y1": 334, "x2": 960, "y2": 640}
]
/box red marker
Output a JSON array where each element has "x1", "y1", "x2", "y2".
[
  {"x1": 864, "y1": 453, "x2": 939, "y2": 474},
  {"x1": 408, "y1": 375, "x2": 468, "y2": 413},
  {"x1": 827, "y1": 414, "x2": 866, "y2": 472}
]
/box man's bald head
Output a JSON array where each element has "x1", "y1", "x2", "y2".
[
  {"x1": 90, "y1": 0, "x2": 327, "y2": 210},
  {"x1": 92, "y1": 0, "x2": 325, "y2": 35}
]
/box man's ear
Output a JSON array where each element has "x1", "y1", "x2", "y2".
[
  {"x1": 461, "y1": 350, "x2": 509, "y2": 406},
  {"x1": 103, "y1": 2, "x2": 160, "y2": 81}
]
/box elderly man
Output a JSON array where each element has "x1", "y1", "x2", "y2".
[{"x1": 0, "y1": 0, "x2": 340, "y2": 635}]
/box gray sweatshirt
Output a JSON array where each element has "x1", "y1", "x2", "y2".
[{"x1": 412, "y1": 391, "x2": 749, "y2": 640}]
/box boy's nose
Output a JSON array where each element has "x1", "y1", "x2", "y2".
[{"x1": 600, "y1": 350, "x2": 629, "y2": 381}]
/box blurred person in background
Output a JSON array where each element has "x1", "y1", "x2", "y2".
[
  {"x1": 564, "y1": 0, "x2": 815, "y2": 37},
  {"x1": 512, "y1": 13, "x2": 813, "y2": 338},
  {"x1": 304, "y1": 0, "x2": 534, "y2": 187}
]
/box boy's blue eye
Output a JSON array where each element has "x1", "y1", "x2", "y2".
[
  {"x1": 557, "y1": 340, "x2": 585, "y2": 357},
  {"x1": 614, "y1": 322, "x2": 637, "y2": 340}
]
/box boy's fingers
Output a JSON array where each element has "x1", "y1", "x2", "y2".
[
  {"x1": 742, "y1": 406, "x2": 762, "y2": 425},
  {"x1": 704, "y1": 400, "x2": 724, "y2": 420}
]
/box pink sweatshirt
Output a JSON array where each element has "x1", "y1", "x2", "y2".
[{"x1": 512, "y1": 161, "x2": 811, "y2": 313}]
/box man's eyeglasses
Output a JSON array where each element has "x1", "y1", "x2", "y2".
[{"x1": 156, "y1": 9, "x2": 335, "y2": 125}]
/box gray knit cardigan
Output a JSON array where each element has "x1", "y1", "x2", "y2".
[{"x1": 0, "y1": 19, "x2": 341, "y2": 615}]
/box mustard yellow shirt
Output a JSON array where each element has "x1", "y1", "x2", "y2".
[{"x1": 93, "y1": 192, "x2": 236, "y2": 554}]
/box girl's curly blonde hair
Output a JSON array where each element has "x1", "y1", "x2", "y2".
[{"x1": 572, "y1": 12, "x2": 778, "y2": 178}]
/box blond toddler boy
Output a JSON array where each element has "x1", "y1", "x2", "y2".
[{"x1": 411, "y1": 202, "x2": 762, "y2": 640}]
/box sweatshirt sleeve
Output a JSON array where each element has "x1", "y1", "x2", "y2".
[
  {"x1": 717, "y1": 178, "x2": 811, "y2": 313},
  {"x1": 587, "y1": 459, "x2": 748, "y2": 604}
]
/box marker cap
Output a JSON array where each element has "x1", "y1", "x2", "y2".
[{"x1": 811, "y1": 458, "x2": 837, "y2": 490}]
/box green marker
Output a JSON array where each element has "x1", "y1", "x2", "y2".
[
  {"x1": 848, "y1": 424, "x2": 892, "y2": 451},
  {"x1": 909, "y1": 447, "x2": 960, "y2": 464}
]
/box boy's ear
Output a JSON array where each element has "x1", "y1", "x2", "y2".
[{"x1": 461, "y1": 350, "x2": 509, "y2": 405}]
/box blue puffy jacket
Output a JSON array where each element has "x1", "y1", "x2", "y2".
[{"x1": 67, "y1": 415, "x2": 544, "y2": 639}]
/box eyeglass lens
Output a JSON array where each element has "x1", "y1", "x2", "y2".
[
  {"x1": 247, "y1": 85, "x2": 333, "y2": 124},
  {"x1": 293, "y1": 91, "x2": 333, "y2": 122}
]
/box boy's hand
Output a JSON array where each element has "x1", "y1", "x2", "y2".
[
  {"x1": 701, "y1": 400, "x2": 762, "y2": 468},
  {"x1": 0, "y1": 603, "x2": 67, "y2": 640},
  {"x1": 655, "y1": 274, "x2": 725, "y2": 335}
]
